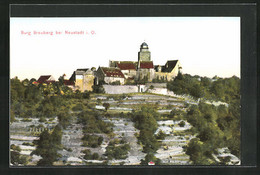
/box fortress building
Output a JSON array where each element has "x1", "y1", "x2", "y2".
[
  {"x1": 138, "y1": 42, "x2": 151, "y2": 62},
  {"x1": 110, "y1": 42, "x2": 181, "y2": 83},
  {"x1": 69, "y1": 42, "x2": 182, "y2": 91}
]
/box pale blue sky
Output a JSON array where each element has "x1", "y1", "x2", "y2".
[{"x1": 10, "y1": 17, "x2": 240, "y2": 80}]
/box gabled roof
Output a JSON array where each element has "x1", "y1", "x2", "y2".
[
  {"x1": 163, "y1": 60, "x2": 178, "y2": 72},
  {"x1": 100, "y1": 67, "x2": 125, "y2": 78},
  {"x1": 140, "y1": 61, "x2": 154, "y2": 69},
  {"x1": 37, "y1": 75, "x2": 52, "y2": 84},
  {"x1": 116, "y1": 62, "x2": 136, "y2": 70},
  {"x1": 63, "y1": 80, "x2": 75, "y2": 86}
]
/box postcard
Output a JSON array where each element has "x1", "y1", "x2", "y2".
[{"x1": 10, "y1": 15, "x2": 241, "y2": 167}]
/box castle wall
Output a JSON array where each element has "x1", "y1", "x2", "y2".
[
  {"x1": 147, "y1": 88, "x2": 168, "y2": 95},
  {"x1": 103, "y1": 85, "x2": 139, "y2": 94},
  {"x1": 103, "y1": 83, "x2": 168, "y2": 94},
  {"x1": 104, "y1": 77, "x2": 125, "y2": 85}
]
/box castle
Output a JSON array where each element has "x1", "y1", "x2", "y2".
[{"x1": 69, "y1": 42, "x2": 182, "y2": 92}]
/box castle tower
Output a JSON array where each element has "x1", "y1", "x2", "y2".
[{"x1": 138, "y1": 42, "x2": 151, "y2": 62}]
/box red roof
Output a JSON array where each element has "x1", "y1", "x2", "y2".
[
  {"x1": 101, "y1": 67, "x2": 125, "y2": 78},
  {"x1": 37, "y1": 75, "x2": 51, "y2": 84},
  {"x1": 148, "y1": 161, "x2": 155, "y2": 165},
  {"x1": 63, "y1": 80, "x2": 75, "y2": 86},
  {"x1": 116, "y1": 62, "x2": 136, "y2": 70},
  {"x1": 140, "y1": 61, "x2": 154, "y2": 69}
]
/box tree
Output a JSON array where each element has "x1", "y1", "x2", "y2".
[
  {"x1": 156, "y1": 130, "x2": 166, "y2": 140},
  {"x1": 31, "y1": 125, "x2": 62, "y2": 166},
  {"x1": 178, "y1": 121, "x2": 185, "y2": 127},
  {"x1": 141, "y1": 153, "x2": 161, "y2": 165},
  {"x1": 57, "y1": 110, "x2": 71, "y2": 129},
  {"x1": 103, "y1": 103, "x2": 110, "y2": 111},
  {"x1": 10, "y1": 144, "x2": 23, "y2": 165},
  {"x1": 92, "y1": 153, "x2": 99, "y2": 160}
]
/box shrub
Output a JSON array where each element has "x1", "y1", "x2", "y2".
[{"x1": 179, "y1": 121, "x2": 186, "y2": 127}]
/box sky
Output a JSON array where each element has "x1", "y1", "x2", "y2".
[{"x1": 10, "y1": 17, "x2": 240, "y2": 80}]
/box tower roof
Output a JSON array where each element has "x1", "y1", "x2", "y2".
[{"x1": 140, "y1": 42, "x2": 149, "y2": 49}]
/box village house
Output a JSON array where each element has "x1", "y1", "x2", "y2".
[
  {"x1": 109, "y1": 61, "x2": 137, "y2": 80},
  {"x1": 154, "y1": 60, "x2": 182, "y2": 81},
  {"x1": 69, "y1": 68, "x2": 95, "y2": 92},
  {"x1": 37, "y1": 75, "x2": 56, "y2": 84},
  {"x1": 96, "y1": 67, "x2": 125, "y2": 85}
]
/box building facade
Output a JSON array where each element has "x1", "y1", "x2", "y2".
[
  {"x1": 154, "y1": 60, "x2": 182, "y2": 81},
  {"x1": 67, "y1": 42, "x2": 182, "y2": 91},
  {"x1": 69, "y1": 69, "x2": 95, "y2": 92},
  {"x1": 96, "y1": 67, "x2": 125, "y2": 85}
]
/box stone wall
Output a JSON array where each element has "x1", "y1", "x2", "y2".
[
  {"x1": 147, "y1": 88, "x2": 168, "y2": 95},
  {"x1": 146, "y1": 83, "x2": 167, "y2": 88},
  {"x1": 103, "y1": 83, "x2": 169, "y2": 94},
  {"x1": 103, "y1": 85, "x2": 139, "y2": 94}
]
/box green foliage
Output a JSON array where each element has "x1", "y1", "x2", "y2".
[
  {"x1": 57, "y1": 109, "x2": 72, "y2": 129},
  {"x1": 170, "y1": 109, "x2": 183, "y2": 119},
  {"x1": 185, "y1": 138, "x2": 214, "y2": 165},
  {"x1": 103, "y1": 103, "x2": 110, "y2": 111},
  {"x1": 110, "y1": 81, "x2": 121, "y2": 85},
  {"x1": 82, "y1": 149, "x2": 100, "y2": 160},
  {"x1": 167, "y1": 73, "x2": 204, "y2": 99},
  {"x1": 39, "y1": 117, "x2": 47, "y2": 123},
  {"x1": 132, "y1": 106, "x2": 160, "y2": 153},
  {"x1": 72, "y1": 103, "x2": 84, "y2": 111},
  {"x1": 155, "y1": 130, "x2": 167, "y2": 140},
  {"x1": 10, "y1": 77, "x2": 83, "y2": 120},
  {"x1": 105, "y1": 141, "x2": 130, "y2": 160},
  {"x1": 31, "y1": 125, "x2": 62, "y2": 166},
  {"x1": 10, "y1": 145, "x2": 29, "y2": 166},
  {"x1": 168, "y1": 74, "x2": 240, "y2": 104},
  {"x1": 82, "y1": 135, "x2": 103, "y2": 148},
  {"x1": 140, "y1": 153, "x2": 161, "y2": 165},
  {"x1": 21, "y1": 118, "x2": 32, "y2": 122},
  {"x1": 185, "y1": 101, "x2": 240, "y2": 164},
  {"x1": 22, "y1": 142, "x2": 34, "y2": 146},
  {"x1": 178, "y1": 121, "x2": 185, "y2": 127},
  {"x1": 78, "y1": 110, "x2": 113, "y2": 134},
  {"x1": 92, "y1": 83, "x2": 105, "y2": 93}
]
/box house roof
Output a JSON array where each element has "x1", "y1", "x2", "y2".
[
  {"x1": 63, "y1": 80, "x2": 75, "y2": 86},
  {"x1": 116, "y1": 62, "x2": 136, "y2": 70},
  {"x1": 101, "y1": 67, "x2": 125, "y2": 78},
  {"x1": 163, "y1": 60, "x2": 178, "y2": 72},
  {"x1": 148, "y1": 161, "x2": 155, "y2": 165},
  {"x1": 76, "y1": 68, "x2": 89, "y2": 71},
  {"x1": 37, "y1": 75, "x2": 52, "y2": 84},
  {"x1": 140, "y1": 61, "x2": 154, "y2": 69}
]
